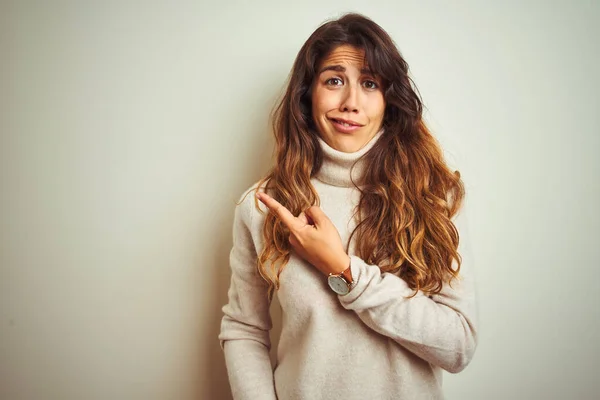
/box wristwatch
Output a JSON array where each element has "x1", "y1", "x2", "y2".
[{"x1": 327, "y1": 265, "x2": 353, "y2": 295}]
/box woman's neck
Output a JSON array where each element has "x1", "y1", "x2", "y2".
[{"x1": 314, "y1": 129, "x2": 384, "y2": 188}]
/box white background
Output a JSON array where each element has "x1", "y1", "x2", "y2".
[{"x1": 1, "y1": 1, "x2": 599, "y2": 399}]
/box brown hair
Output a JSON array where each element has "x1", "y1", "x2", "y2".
[{"x1": 254, "y1": 13, "x2": 464, "y2": 298}]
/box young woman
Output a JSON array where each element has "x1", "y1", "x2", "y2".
[{"x1": 219, "y1": 13, "x2": 477, "y2": 400}]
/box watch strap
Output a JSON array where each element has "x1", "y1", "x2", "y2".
[{"x1": 341, "y1": 265, "x2": 353, "y2": 284}]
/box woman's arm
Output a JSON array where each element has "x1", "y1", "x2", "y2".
[
  {"x1": 338, "y1": 209, "x2": 478, "y2": 373},
  {"x1": 219, "y1": 188, "x2": 277, "y2": 400},
  {"x1": 255, "y1": 191, "x2": 478, "y2": 373}
]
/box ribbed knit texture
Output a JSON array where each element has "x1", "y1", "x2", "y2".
[{"x1": 219, "y1": 132, "x2": 478, "y2": 400}]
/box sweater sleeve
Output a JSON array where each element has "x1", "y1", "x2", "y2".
[
  {"x1": 338, "y1": 208, "x2": 478, "y2": 373},
  {"x1": 218, "y1": 188, "x2": 277, "y2": 400}
]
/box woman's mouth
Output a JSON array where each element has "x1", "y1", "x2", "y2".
[{"x1": 329, "y1": 118, "x2": 363, "y2": 133}]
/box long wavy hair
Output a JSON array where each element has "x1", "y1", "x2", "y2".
[{"x1": 254, "y1": 13, "x2": 465, "y2": 298}]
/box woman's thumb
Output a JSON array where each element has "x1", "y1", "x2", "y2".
[
  {"x1": 304, "y1": 206, "x2": 327, "y2": 226},
  {"x1": 298, "y1": 211, "x2": 309, "y2": 226}
]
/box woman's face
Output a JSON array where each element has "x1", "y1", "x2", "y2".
[{"x1": 311, "y1": 45, "x2": 385, "y2": 153}]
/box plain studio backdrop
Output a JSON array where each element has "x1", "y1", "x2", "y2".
[{"x1": 1, "y1": 1, "x2": 598, "y2": 399}]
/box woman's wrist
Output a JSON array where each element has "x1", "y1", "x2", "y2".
[{"x1": 329, "y1": 253, "x2": 351, "y2": 276}]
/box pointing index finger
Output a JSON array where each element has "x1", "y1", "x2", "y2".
[{"x1": 256, "y1": 192, "x2": 300, "y2": 230}]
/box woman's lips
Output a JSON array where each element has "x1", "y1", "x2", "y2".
[{"x1": 329, "y1": 118, "x2": 362, "y2": 134}]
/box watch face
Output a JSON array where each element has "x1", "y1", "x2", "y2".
[{"x1": 328, "y1": 275, "x2": 350, "y2": 295}]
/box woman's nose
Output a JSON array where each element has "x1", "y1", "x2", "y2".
[{"x1": 340, "y1": 85, "x2": 359, "y2": 113}]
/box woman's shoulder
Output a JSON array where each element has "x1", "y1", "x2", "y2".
[
  {"x1": 236, "y1": 179, "x2": 270, "y2": 207},
  {"x1": 234, "y1": 179, "x2": 270, "y2": 227},
  {"x1": 238, "y1": 179, "x2": 269, "y2": 198}
]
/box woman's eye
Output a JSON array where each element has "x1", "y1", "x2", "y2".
[
  {"x1": 363, "y1": 80, "x2": 378, "y2": 89},
  {"x1": 325, "y1": 78, "x2": 343, "y2": 86}
]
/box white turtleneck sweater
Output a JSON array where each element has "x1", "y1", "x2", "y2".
[{"x1": 219, "y1": 131, "x2": 478, "y2": 400}]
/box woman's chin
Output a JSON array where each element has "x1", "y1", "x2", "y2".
[
  {"x1": 330, "y1": 138, "x2": 364, "y2": 153},
  {"x1": 332, "y1": 134, "x2": 376, "y2": 153}
]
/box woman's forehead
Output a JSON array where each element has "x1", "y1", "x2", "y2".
[{"x1": 319, "y1": 45, "x2": 368, "y2": 69}]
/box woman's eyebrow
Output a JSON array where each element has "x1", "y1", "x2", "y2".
[
  {"x1": 319, "y1": 65, "x2": 345, "y2": 74},
  {"x1": 318, "y1": 65, "x2": 376, "y2": 75}
]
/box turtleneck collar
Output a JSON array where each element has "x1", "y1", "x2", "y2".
[{"x1": 314, "y1": 129, "x2": 384, "y2": 188}]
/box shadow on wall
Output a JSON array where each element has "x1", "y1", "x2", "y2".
[{"x1": 202, "y1": 120, "x2": 278, "y2": 399}]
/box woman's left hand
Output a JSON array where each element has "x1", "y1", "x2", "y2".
[{"x1": 256, "y1": 192, "x2": 350, "y2": 276}]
